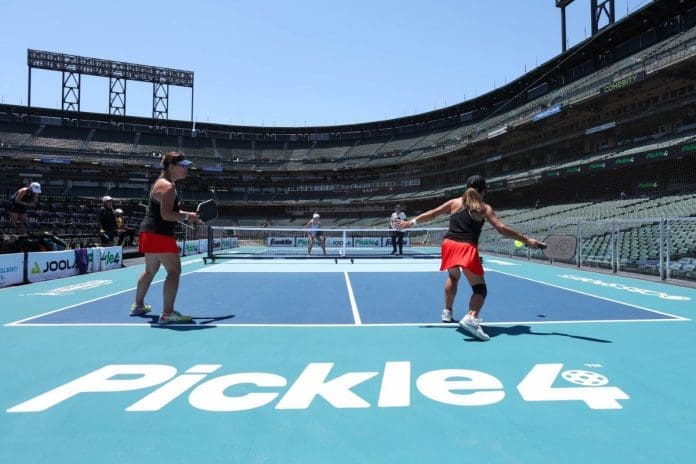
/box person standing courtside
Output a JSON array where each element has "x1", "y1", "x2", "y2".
[
  {"x1": 131, "y1": 152, "x2": 199, "y2": 324},
  {"x1": 98, "y1": 196, "x2": 118, "y2": 246},
  {"x1": 398, "y1": 175, "x2": 545, "y2": 341},
  {"x1": 6, "y1": 182, "x2": 41, "y2": 233},
  {"x1": 114, "y1": 208, "x2": 136, "y2": 247},
  {"x1": 389, "y1": 204, "x2": 407, "y2": 255}
]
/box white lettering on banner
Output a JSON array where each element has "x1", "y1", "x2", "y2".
[
  {"x1": 383, "y1": 237, "x2": 411, "y2": 247},
  {"x1": 89, "y1": 248, "x2": 100, "y2": 273},
  {"x1": 0, "y1": 252, "x2": 24, "y2": 288},
  {"x1": 353, "y1": 237, "x2": 381, "y2": 247},
  {"x1": 99, "y1": 247, "x2": 122, "y2": 271},
  {"x1": 267, "y1": 237, "x2": 295, "y2": 247},
  {"x1": 558, "y1": 274, "x2": 690, "y2": 301},
  {"x1": 324, "y1": 237, "x2": 353, "y2": 247},
  {"x1": 24, "y1": 280, "x2": 113, "y2": 296},
  {"x1": 7, "y1": 362, "x2": 629, "y2": 413}
]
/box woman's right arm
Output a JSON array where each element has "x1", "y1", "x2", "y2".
[{"x1": 398, "y1": 199, "x2": 455, "y2": 229}]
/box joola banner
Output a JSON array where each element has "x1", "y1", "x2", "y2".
[{"x1": 27, "y1": 250, "x2": 80, "y2": 283}]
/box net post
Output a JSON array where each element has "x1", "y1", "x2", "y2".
[
  {"x1": 342, "y1": 230, "x2": 347, "y2": 258},
  {"x1": 206, "y1": 226, "x2": 214, "y2": 263}
]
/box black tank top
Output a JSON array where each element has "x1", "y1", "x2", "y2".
[
  {"x1": 141, "y1": 190, "x2": 180, "y2": 237},
  {"x1": 444, "y1": 206, "x2": 485, "y2": 244},
  {"x1": 9, "y1": 189, "x2": 35, "y2": 213}
]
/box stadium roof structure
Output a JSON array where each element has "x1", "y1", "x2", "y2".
[
  {"x1": 27, "y1": 49, "x2": 194, "y2": 122},
  {"x1": 15, "y1": 0, "x2": 694, "y2": 139}
]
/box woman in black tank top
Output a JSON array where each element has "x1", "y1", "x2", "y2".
[
  {"x1": 397, "y1": 175, "x2": 545, "y2": 341},
  {"x1": 7, "y1": 182, "x2": 41, "y2": 233},
  {"x1": 132, "y1": 152, "x2": 200, "y2": 325}
]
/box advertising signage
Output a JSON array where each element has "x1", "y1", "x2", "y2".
[
  {"x1": 542, "y1": 145, "x2": 679, "y2": 179},
  {"x1": 599, "y1": 71, "x2": 645, "y2": 95}
]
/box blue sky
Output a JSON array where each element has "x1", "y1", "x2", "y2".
[{"x1": 0, "y1": 0, "x2": 648, "y2": 126}]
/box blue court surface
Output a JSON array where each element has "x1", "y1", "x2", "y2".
[{"x1": 2, "y1": 255, "x2": 696, "y2": 464}]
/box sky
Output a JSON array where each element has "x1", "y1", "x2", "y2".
[{"x1": 0, "y1": 0, "x2": 650, "y2": 127}]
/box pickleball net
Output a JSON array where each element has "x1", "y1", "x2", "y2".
[{"x1": 204, "y1": 226, "x2": 448, "y2": 261}]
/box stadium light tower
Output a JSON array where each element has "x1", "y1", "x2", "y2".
[
  {"x1": 27, "y1": 49, "x2": 194, "y2": 125},
  {"x1": 556, "y1": 0, "x2": 616, "y2": 52},
  {"x1": 556, "y1": 0, "x2": 576, "y2": 53},
  {"x1": 591, "y1": 0, "x2": 616, "y2": 35}
]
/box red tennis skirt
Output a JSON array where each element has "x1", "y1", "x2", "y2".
[
  {"x1": 138, "y1": 231, "x2": 179, "y2": 254},
  {"x1": 440, "y1": 238, "x2": 484, "y2": 275}
]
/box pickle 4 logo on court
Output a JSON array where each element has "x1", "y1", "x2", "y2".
[{"x1": 7, "y1": 362, "x2": 629, "y2": 413}]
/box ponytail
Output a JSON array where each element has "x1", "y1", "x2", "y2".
[{"x1": 462, "y1": 188, "x2": 486, "y2": 214}]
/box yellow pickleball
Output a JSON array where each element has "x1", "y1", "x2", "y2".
[{"x1": 514, "y1": 240, "x2": 524, "y2": 248}]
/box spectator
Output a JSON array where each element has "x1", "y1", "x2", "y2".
[
  {"x1": 98, "y1": 196, "x2": 117, "y2": 245},
  {"x1": 114, "y1": 208, "x2": 136, "y2": 247},
  {"x1": 6, "y1": 182, "x2": 41, "y2": 233}
]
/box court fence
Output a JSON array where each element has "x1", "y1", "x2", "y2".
[
  {"x1": 479, "y1": 217, "x2": 696, "y2": 282},
  {"x1": 196, "y1": 220, "x2": 696, "y2": 283}
]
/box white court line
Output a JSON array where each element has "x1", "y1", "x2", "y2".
[
  {"x1": 344, "y1": 272, "x2": 362, "y2": 325},
  {"x1": 5, "y1": 268, "x2": 201, "y2": 327},
  {"x1": 487, "y1": 268, "x2": 690, "y2": 321},
  {"x1": 11, "y1": 318, "x2": 687, "y2": 328},
  {"x1": 196, "y1": 258, "x2": 442, "y2": 273},
  {"x1": 7, "y1": 259, "x2": 690, "y2": 327}
]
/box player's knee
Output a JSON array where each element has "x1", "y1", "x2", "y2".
[{"x1": 471, "y1": 283, "x2": 487, "y2": 299}]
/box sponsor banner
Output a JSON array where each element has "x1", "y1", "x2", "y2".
[
  {"x1": 221, "y1": 237, "x2": 238, "y2": 249},
  {"x1": 383, "y1": 237, "x2": 411, "y2": 247},
  {"x1": 177, "y1": 241, "x2": 200, "y2": 256},
  {"x1": 585, "y1": 121, "x2": 616, "y2": 135},
  {"x1": 295, "y1": 237, "x2": 309, "y2": 247},
  {"x1": 0, "y1": 252, "x2": 24, "y2": 288},
  {"x1": 89, "y1": 248, "x2": 101, "y2": 273},
  {"x1": 27, "y1": 250, "x2": 80, "y2": 283},
  {"x1": 212, "y1": 238, "x2": 237, "y2": 251},
  {"x1": 198, "y1": 239, "x2": 208, "y2": 254},
  {"x1": 599, "y1": 71, "x2": 645, "y2": 94},
  {"x1": 267, "y1": 237, "x2": 296, "y2": 247},
  {"x1": 325, "y1": 237, "x2": 353, "y2": 248},
  {"x1": 532, "y1": 104, "x2": 562, "y2": 122},
  {"x1": 353, "y1": 237, "x2": 381, "y2": 248},
  {"x1": 487, "y1": 125, "x2": 508, "y2": 139},
  {"x1": 99, "y1": 247, "x2": 122, "y2": 271}
]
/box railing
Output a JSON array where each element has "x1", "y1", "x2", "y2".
[{"x1": 479, "y1": 217, "x2": 696, "y2": 282}]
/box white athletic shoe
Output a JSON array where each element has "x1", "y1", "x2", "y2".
[
  {"x1": 459, "y1": 314, "x2": 490, "y2": 341},
  {"x1": 441, "y1": 309, "x2": 454, "y2": 323}
]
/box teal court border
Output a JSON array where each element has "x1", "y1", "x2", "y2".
[{"x1": 2, "y1": 254, "x2": 695, "y2": 464}]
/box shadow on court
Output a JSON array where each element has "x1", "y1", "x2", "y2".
[
  {"x1": 130, "y1": 314, "x2": 236, "y2": 330},
  {"x1": 458, "y1": 325, "x2": 612, "y2": 343}
]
